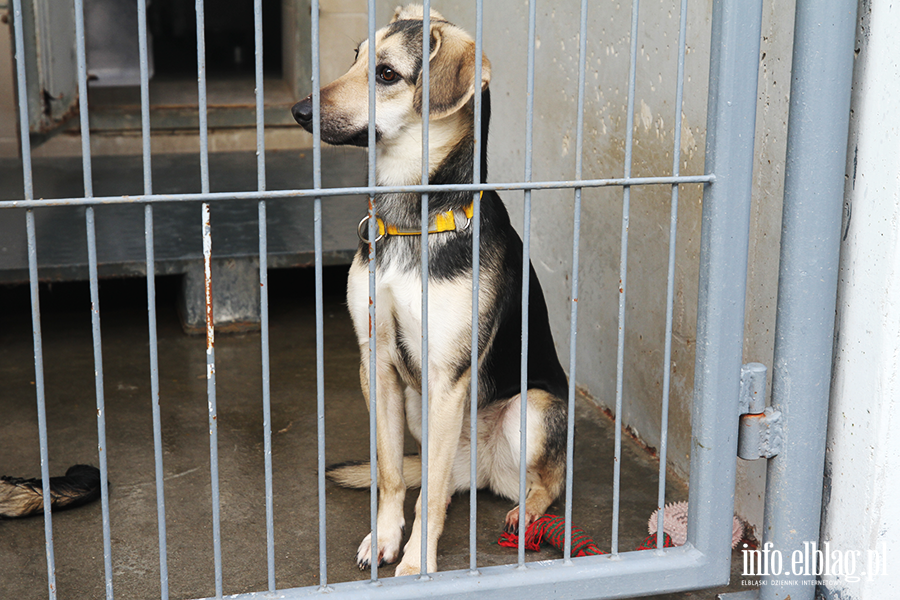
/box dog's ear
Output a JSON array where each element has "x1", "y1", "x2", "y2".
[{"x1": 414, "y1": 23, "x2": 491, "y2": 119}]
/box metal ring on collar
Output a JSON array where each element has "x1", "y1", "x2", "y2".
[{"x1": 357, "y1": 214, "x2": 385, "y2": 243}]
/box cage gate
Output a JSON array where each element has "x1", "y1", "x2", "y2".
[{"x1": 2, "y1": 0, "x2": 765, "y2": 598}]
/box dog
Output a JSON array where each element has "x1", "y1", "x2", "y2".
[{"x1": 291, "y1": 5, "x2": 568, "y2": 576}]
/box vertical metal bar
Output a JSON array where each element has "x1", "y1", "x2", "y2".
[
  {"x1": 611, "y1": 0, "x2": 641, "y2": 557},
  {"x1": 259, "y1": 208, "x2": 275, "y2": 594},
  {"x1": 194, "y1": 0, "x2": 222, "y2": 596},
  {"x1": 10, "y1": 0, "x2": 32, "y2": 200},
  {"x1": 686, "y1": 0, "x2": 763, "y2": 575},
  {"x1": 73, "y1": 0, "x2": 94, "y2": 200},
  {"x1": 760, "y1": 0, "x2": 855, "y2": 597},
  {"x1": 137, "y1": 0, "x2": 153, "y2": 196},
  {"x1": 518, "y1": 0, "x2": 537, "y2": 568},
  {"x1": 85, "y1": 210, "x2": 114, "y2": 600},
  {"x1": 27, "y1": 212, "x2": 58, "y2": 600},
  {"x1": 137, "y1": 0, "x2": 169, "y2": 595},
  {"x1": 202, "y1": 202, "x2": 221, "y2": 600},
  {"x1": 655, "y1": 0, "x2": 690, "y2": 551},
  {"x1": 468, "y1": 0, "x2": 484, "y2": 574},
  {"x1": 253, "y1": 0, "x2": 266, "y2": 195},
  {"x1": 196, "y1": 0, "x2": 211, "y2": 198},
  {"x1": 310, "y1": 0, "x2": 328, "y2": 589},
  {"x1": 419, "y1": 1, "x2": 431, "y2": 577},
  {"x1": 12, "y1": 0, "x2": 56, "y2": 595},
  {"x1": 252, "y1": 0, "x2": 275, "y2": 591},
  {"x1": 564, "y1": 0, "x2": 589, "y2": 563},
  {"x1": 366, "y1": 0, "x2": 379, "y2": 583},
  {"x1": 74, "y1": 0, "x2": 114, "y2": 594}
]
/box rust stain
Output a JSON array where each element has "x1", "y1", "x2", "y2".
[
  {"x1": 204, "y1": 257, "x2": 214, "y2": 348},
  {"x1": 593, "y1": 402, "x2": 659, "y2": 459}
]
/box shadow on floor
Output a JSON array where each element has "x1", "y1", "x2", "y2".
[{"x1": 0, "y1": 266, "x2": 751, "y2": 599}]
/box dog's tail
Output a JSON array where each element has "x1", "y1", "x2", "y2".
[
  {"x1": 325, "y1": 457, "x2": 423, "y2": 489},
  {"x1": 0, "y1": 465, "x2": 102, "y2": 519}
]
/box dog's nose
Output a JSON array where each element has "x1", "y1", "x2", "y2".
[{"x1": 291, "y1": 97, "x2": 313, "y2": 126}]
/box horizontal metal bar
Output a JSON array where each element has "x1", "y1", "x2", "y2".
[
  {"x1": 0, "y1": 175, "x2": 715, "y2": 209},
  {"x1": 187, "y1": 545, "x2": 720, "y2": 600}
]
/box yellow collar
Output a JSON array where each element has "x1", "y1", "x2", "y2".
[{"x1": 357, "y1": 193, "x2": 479, "y2": 243}]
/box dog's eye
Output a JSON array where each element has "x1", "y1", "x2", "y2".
[{"x1": 377, "y1": 65, "x2": 399, "y2": 84}]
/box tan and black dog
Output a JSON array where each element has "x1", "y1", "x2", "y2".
[{"x1": 291, "y1": 5, "x2": 568, "y2": 576}]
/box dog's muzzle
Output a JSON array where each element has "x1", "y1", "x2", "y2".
[{"x1": 290, "y1": 95, "x2": 373, "y2": 147}]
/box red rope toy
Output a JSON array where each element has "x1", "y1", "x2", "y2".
[{"x1": 498, "y1": 514, "x2": 674, "y2": 556}]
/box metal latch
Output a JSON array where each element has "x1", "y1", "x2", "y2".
[{"x1": 736, "y1": 363, "x2": 783, "y2": 460}]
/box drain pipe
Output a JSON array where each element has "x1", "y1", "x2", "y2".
[{"x1": 759, "y1": 0, "x2": 856, "y2": 599}]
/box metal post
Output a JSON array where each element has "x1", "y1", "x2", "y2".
[
  {"x1": 759, "y1": 0, "x2": 856, "y2": 598},
  {"x1": 687, "y1": 0, "x2": 763, "y2": 572}
]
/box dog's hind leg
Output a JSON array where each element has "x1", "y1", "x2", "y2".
[
  {"x1": 487, "y1": 389, "x2": 567, "y2": 534},
  {"x1": 502, "y1": 462, "x2": 565, "y2": 534}
]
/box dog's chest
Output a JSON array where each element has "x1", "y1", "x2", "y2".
[{"x1": 347, "y1": 256, "x2": 474, "y2": 379}]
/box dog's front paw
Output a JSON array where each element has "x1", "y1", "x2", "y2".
[
  {"x1": 356, "y1": 528, "x2": 403, "y2": 570},
  {"x1": 393, "y1": 560, "x2": 420, "y2": 577}
]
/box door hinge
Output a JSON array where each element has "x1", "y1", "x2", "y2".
[{"x1": 737, "y1": 363, "x2": 783, "y2": 460}]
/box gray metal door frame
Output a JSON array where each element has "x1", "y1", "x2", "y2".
[{"x1": 2, "y1": 0, "x2": 772, "y2": 597}]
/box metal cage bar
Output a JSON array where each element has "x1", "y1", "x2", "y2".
[
  {"x1": 517, "y1": 0, "x2": 538, "y2": 567},
  {"x1": 420, "y1": 1, "x2": 432, "y2": 577},
  {"x1": 655, "y1": 0, "x2": 691, "y2": 551},
  {"x1": 686, "y1": 0, "x2": 764, "y2": 566},
  {"x1": 73, "y1": 0, "x2": 115, "y2": 595},
  {"x1": 11, "y1": 0, "x2": 56, "y2": 597},
  {"x1": 310, "y1": 0, "x2": 329, "y2": 589},
  {"x1": 564, "y1": 0, "x2": 590, "y2": 562},
  {"x1": 135, "y1": 0, "x2": 170, "y2": 595},
  {"x1": 366, "y1": 0, "x2": 379, "y2": 584},
  {"x1": 0, "y1": 175, "x2": 716, "y2": 210},
  {"x1": 468, "y1": 0, "x2": 484, "y2": 574},
  {"x1": 611, "y1": 0, "x2": 642, "y2": 556},
  {"x1": 193, "y1": 0, "x2": 223, "y2": 596},
  {"x1": 252, "y1": 0, "x2": 276, "y2": 591}
]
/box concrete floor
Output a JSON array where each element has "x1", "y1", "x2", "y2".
[{"x1": 0, "y1": 266, "x2": 749, "y2": 599}]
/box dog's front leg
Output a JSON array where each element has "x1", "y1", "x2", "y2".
[
  {"x1": 394, "y1": 377, "x2": 468, "y2": 576},
  {"x1": 355, "y1": 357, "x2": 408, "y2": 569}
]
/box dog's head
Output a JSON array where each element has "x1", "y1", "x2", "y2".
[{"x1": 291, "y1": 5, "x2": 491, "y2": 148}]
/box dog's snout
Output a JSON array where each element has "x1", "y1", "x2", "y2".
[{"x1": 291, "y1": 97, "x2": 313, "y2": 127}]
